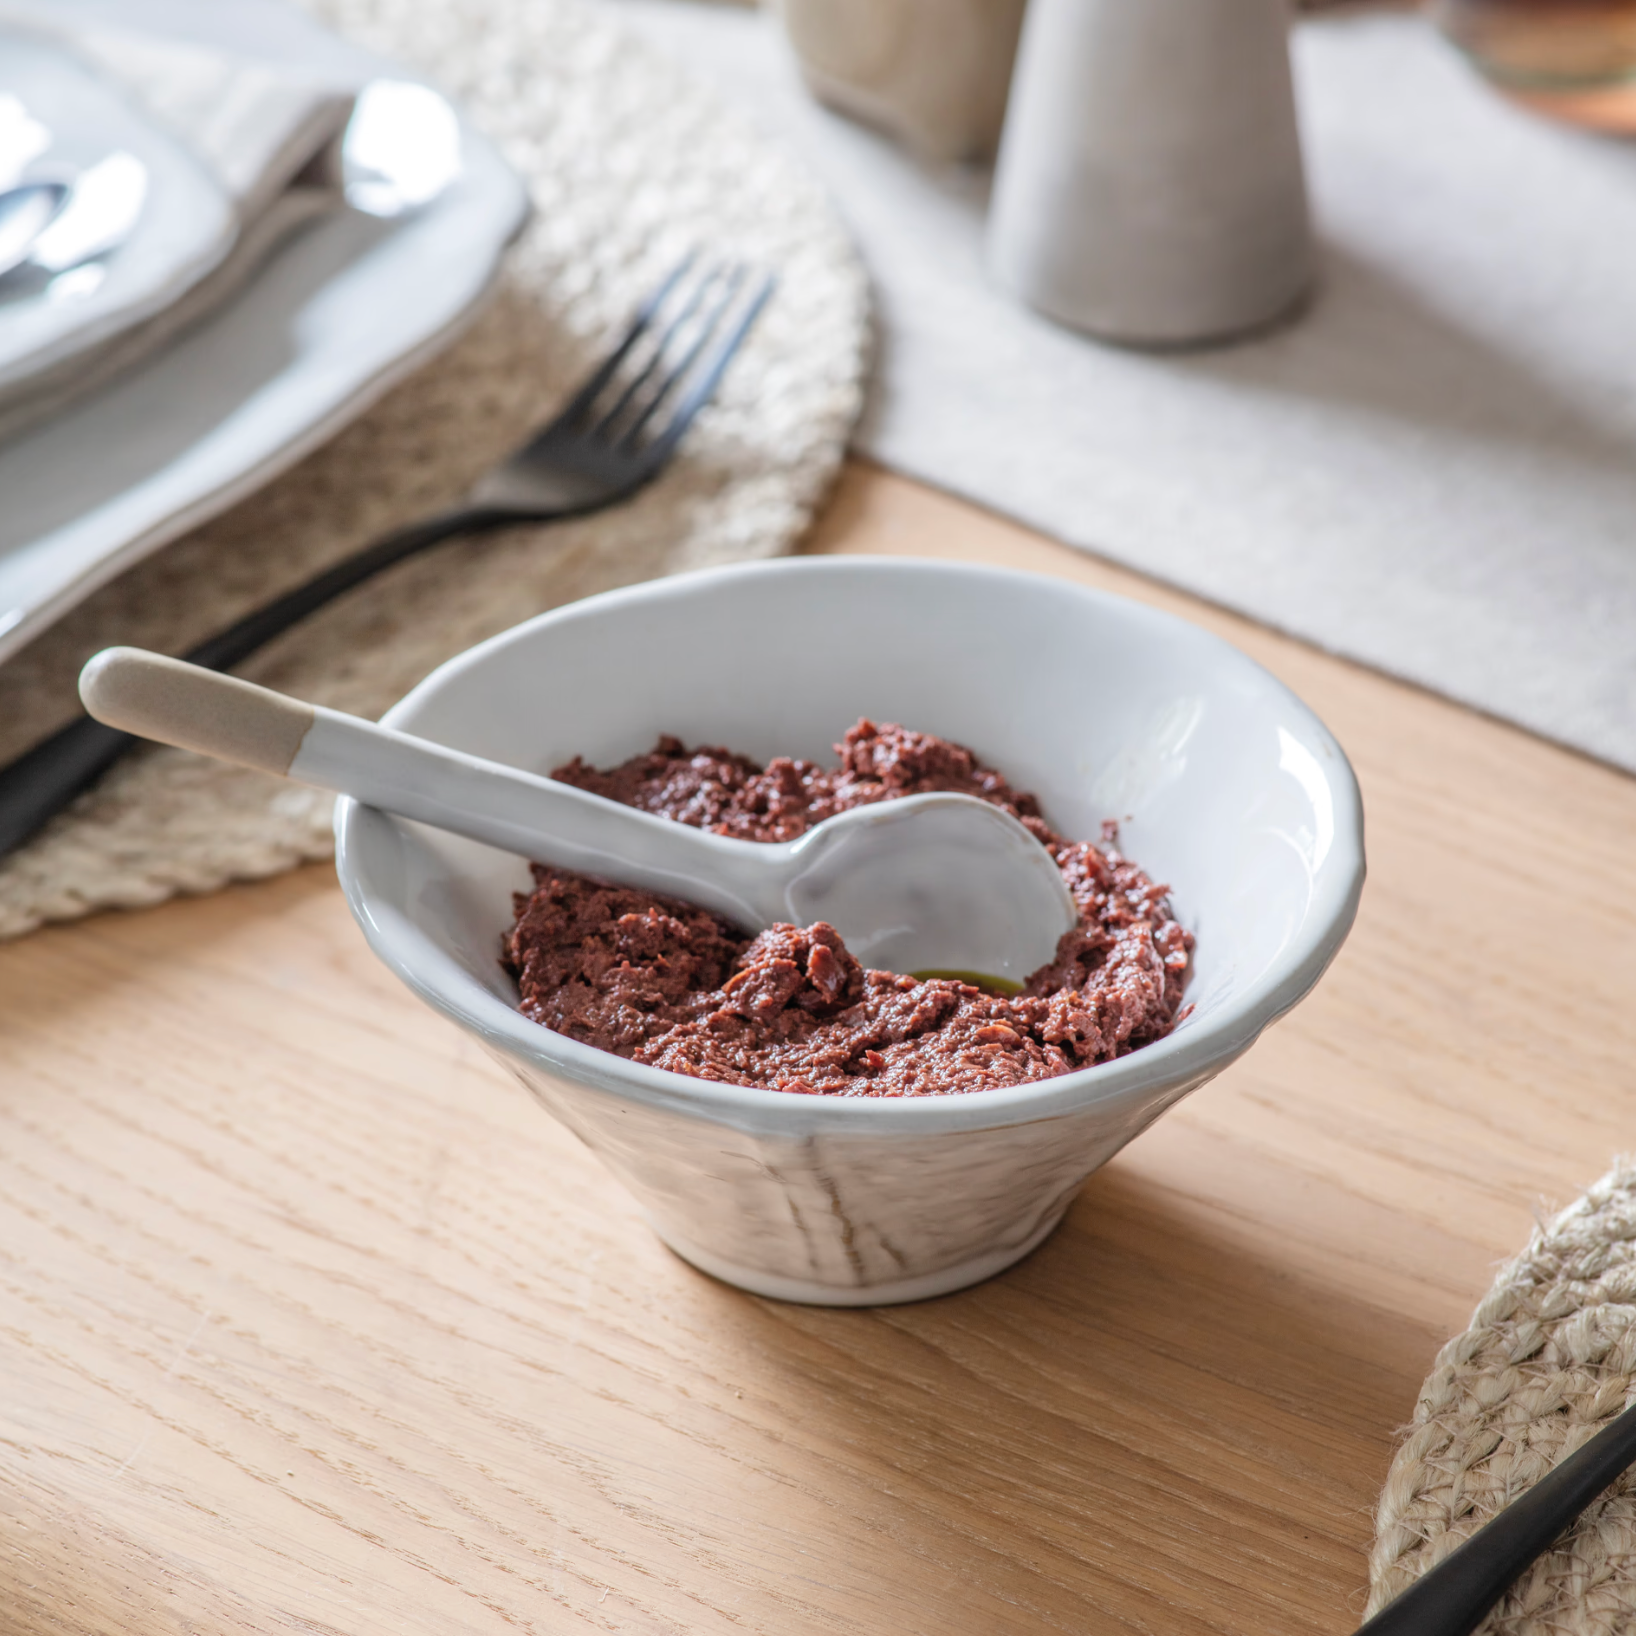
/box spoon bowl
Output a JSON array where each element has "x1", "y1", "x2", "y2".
[
  {"x1": 774, "y1": 791, "x2": 1075, "y2": 982},
  {"x1": 78, "y1": 646, "x2": 1078, "y2": 980},
  {"x1": 0, "y1": 179, "x2": 69, "y2": 280}
]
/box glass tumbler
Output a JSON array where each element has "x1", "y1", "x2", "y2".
[{"x1": 1432, "y1": 0, "x2": 1636, "y2": 130}]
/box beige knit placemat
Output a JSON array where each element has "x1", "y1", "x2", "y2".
[
  {"x1": 0, "y1": 0, "x2": 868, "y2": 940},
  {"x1": 1369, "y1": 1164, "x2": 1636, "y2": 1633}
]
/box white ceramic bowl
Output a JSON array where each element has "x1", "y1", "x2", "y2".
[{"x1": 336, "y1": 558, "x2": 1364, "y2": 1305}]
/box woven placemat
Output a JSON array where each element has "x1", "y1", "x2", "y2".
[
  {"x1": 1369, "y1": 1164, "x2": 1636, "y2": 1633},
  {"x1": 0, "y1": 0, "x2": 868, "y2": 940}
]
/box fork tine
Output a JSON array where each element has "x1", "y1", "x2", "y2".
[
  {"x1": 552, "y1": 252, "x2": 696, "y2": 431},
  {"x1": 612, "y1": 264, "x2": 747, "y2": 451},
  {"x1": 640, "y1": 270, "x2": 776, "y2": 463},
  {"x1": 591, "y1": 260, "x2": 730, "y2": 441}
]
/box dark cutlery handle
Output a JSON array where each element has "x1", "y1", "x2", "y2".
[
  {"x1": 0, "y1": 505, "x2": 505, "y2": 860},
  {"x1": 0, "y1": 716, "x2": 138, "y2": 858},
  {"x1": 180, "y1": 506, "x2": 502, "y2": 673},
  {"x1": 1355, "y1": 1399, "x2": 1636, "y2": 1636}
]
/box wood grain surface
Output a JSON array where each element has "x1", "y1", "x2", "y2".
[{"x1": 3, "y1": 461, "x2": 1634, "y2": 1635}]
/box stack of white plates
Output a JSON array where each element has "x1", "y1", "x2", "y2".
[{"x1": 0, "y1": 0, "x2": 529, "y2": 667}]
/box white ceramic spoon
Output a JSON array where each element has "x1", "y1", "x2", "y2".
[
  {"x1": 0, "y1": 180, "x2": 69, "y2": 280},
  {"x1": 80, "y1": 647, "x2": 1079, "y2": 983}
]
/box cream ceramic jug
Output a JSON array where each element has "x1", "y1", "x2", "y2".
[{"x1": 775, "y1": 0, "x2": 1028, "y2": 161}]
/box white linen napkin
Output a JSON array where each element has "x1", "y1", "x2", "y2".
[
  {"x1": 0, "y1": 8, "x2": 358, "y2": 440},
  {"x1": 65, "y1": 25, "x2": 355, "y2": 220}
]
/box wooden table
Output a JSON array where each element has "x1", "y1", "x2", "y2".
[{"x1": 4, "y1": 462, "x2": 1634, "y2": 1636}]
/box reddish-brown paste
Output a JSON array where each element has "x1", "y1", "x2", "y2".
[{"x1": 503, "y1": 720, "x2": 1192, "y2": 1098}]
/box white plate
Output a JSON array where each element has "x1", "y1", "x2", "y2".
[{"x1": 0, "y1": 0, "x2": 529, "y2": 665}]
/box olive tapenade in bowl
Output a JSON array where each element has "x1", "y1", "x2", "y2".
[
  {"x1": 335, "y1": 557, "x2": 1364, "y2": 1305},
  {"x1": 504, "y1": 716, "x2": 1193, "y2": 1096}
]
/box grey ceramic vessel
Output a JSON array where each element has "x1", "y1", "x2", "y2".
[{"x1": 988, "y1": 0, "x2": 1314, "y2": 347}]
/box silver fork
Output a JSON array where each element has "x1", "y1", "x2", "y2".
[{"x1": 0, "y1": 256, "x2": 775, "y2": 859}]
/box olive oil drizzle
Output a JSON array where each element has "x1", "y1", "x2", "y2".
[{"x1": 909, "y1": 969, "x2": 1025, "y2": 996}]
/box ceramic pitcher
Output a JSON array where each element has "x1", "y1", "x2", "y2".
[
  {"x1": 987, "y1": 0, "x2": 1314, "y2": 346},
  {"x1": 775, "y1": 0, "x2": 1029, "y2": 161}
]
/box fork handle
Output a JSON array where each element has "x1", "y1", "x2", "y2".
[
  {"x1": 185, "y1": 506, "x2": 504, "y2": 672},
  {"x1": 0, "y1": 505, "x2": 504, "y2": 860}
]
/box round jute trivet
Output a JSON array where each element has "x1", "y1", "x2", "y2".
[
  {"x1": 1369, "y1": 1164, "x2": 1636, "y2": 1634},
  {"x1": 0, "y1": 0, "x2": 869, "y2": 940}
]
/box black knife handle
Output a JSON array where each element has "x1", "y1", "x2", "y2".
[
  {"x1": 0, "y1": 716, "x2": 138, "y2": 857},
  {"x1": 0, "y1": 506, "x2": 503, "y2": 860},
  {"x1": 1355, "y1": 1398, "x2": 1636, "y2": 1636}
]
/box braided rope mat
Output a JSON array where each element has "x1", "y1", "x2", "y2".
[
  {"x1": 1369, "y1": 1164, "x2": 1636, "y2": 1633},
  {"x1": 0, "y1": 0, "x2": 868, "y2": 940}
]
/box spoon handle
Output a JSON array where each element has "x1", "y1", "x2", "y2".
[
  {"x1": 1354, "y1": 1398, "x2": 1636, "y2": 1636},
  {"x1": 80, "y1": 648, "x2": 314, "y2": 778},
  {"x1": 78, "y1": 647, "x2": 772, "y2": 928}
]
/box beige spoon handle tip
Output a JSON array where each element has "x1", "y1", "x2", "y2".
[{"x1": 79, "y1": 647, "x2": 314, "y2": 776}]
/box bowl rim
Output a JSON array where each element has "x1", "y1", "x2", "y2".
[{"x1": 334, "y1": 556, "x2": 1366, "y2": 1135}]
